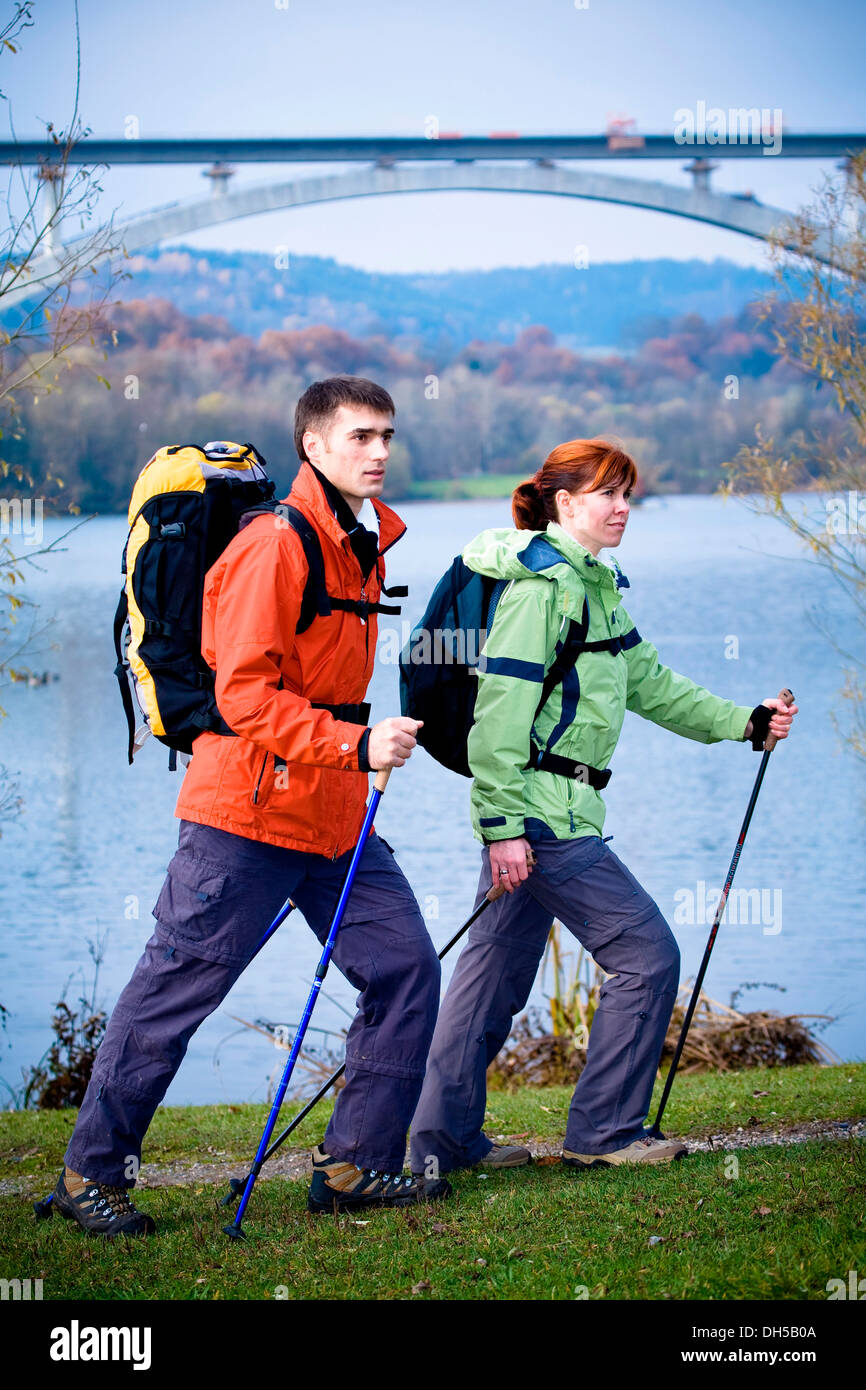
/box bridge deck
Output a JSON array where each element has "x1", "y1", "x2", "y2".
[{"x1": 3, "y1": 133, "x2": 866, "y2": 166}]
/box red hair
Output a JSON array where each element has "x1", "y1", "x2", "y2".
[{"x1": 512, "y1": 438, "x2": 638, "y2": 531}]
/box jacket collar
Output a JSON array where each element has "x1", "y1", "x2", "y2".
[
  {"x1": 545, "y1": 522, "x2": 630, "y2": 592},
  {"x1": 288, "y1": 460, "x2": 407, "y2": 556}
]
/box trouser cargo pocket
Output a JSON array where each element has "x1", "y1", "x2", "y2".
[{"x1": 153, "y1": 847, "x2": 251, "y2": 967}]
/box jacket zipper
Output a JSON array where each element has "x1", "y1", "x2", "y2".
[{"x1": 251, "y1": 752, "x2": 269, "y2": 805}]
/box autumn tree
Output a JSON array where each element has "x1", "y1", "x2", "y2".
[
  {"x1": 0, "y1": 0, "x2": 123, "y2": 823},
  {"x1": 723, "y1": 153, "x2": 866, "y2": 759}
]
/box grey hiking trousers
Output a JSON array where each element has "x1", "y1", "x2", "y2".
[
  {"x1": 65, "y1": 821, "x2": 440, "y2": 1183},
  {"x1": 409, "y1": 829, "x2": 680, "y2": 1174}
]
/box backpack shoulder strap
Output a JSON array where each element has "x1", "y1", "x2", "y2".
[
  {"x1": 239, "y1": 501, "x2": 406, "y2": 632},
  {"x1": 533, "y1": 595, "x2": 590, "y2": 723},
  {"x1": 113, "y1": 584, "x2": 137, "y2": 766},
  {"x1": 532, "y1": 589, "x2": 642, "y2": 725},
  {"x1": 280, "y1": 504, "x2": 331, "y2": 633},
  {"x1": 238, "y1": 501, "x2": 331, "y2": 634}
]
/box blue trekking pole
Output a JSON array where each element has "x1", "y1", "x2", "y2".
[
  {"x1": 249, "y1": 895, "x2": 297, "y2": 957},
  {"x1": 218, "y1": 850, "x2": 533, "y2": 1209},
  {"x1": 223, "y1": 767, "x2": 391, "y2": 1240}
]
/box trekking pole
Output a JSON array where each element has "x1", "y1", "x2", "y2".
[
  {"x1": 219, "y1": 849, "x2": 534, "y2": 1209},
  {"x1": 250, "y1": 897, "x2": 297, "y2": 958},
  {"x1": 648, "y1": 688, "x2": 794, "y2": 1139},
  {"x1": 223, "y1": 767, "x2": 393, "y2": 1239}
]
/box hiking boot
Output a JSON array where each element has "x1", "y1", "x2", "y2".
[
  {"x1": 307, "y1": 1145, "x2": 451, "y2": 1214},
  {"x1": 562, "y1": 1134, "x2": 687, "y2": 1168},
  {"x1": 51, "y1": 1168, "x2": 156, "y2": 1236},
  {"x1": 476, "y1": 1143, "x2": 532, "y2": 1169}
]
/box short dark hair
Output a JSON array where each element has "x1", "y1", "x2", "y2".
[{"x1": 294, "y1": 376, "x2": 396, "y2": 462}]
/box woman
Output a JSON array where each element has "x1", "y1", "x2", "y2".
[{"x1": 410, "y1": 439, "x2": 797, "y2": 1177}]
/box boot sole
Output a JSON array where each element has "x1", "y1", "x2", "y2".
[
  {"x1": 307, "y1": 1179, "x2": 452, "y2": 1215},
  {"x1": 562, "y1": 1150, "x2": 687, "y2": 1169},
  {"x1": 476, "y1": 1155, "x2": 533, "y2": 1169}
]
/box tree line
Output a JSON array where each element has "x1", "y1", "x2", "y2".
[{"x1": 0, "y1": 296, "x2": 850, "y2": 513}]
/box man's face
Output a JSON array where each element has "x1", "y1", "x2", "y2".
[{"x1": 303, "y1": 405, "x2": 394, "y2": 514}]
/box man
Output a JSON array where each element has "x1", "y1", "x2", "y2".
[{"x1": 53, "y1": 375, "x2": 449, "y2": 1234}]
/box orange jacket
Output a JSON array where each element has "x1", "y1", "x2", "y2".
[{"x1": 174, "y1": 461, "x2": 406, "y2": 856}]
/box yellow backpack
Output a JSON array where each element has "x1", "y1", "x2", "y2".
[{"x1": 113, "y1": 441, "x2": 275, "y2": 766}]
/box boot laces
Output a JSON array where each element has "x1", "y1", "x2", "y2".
[
  {"x1": 98, "y1": 1184, "x2": 140, "y2": 1220},
  {"x1": 365, "y1": 1169, "x2": 413, "y2": 1190}
]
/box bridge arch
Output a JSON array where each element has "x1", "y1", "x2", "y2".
[
  {"x1": 110, "y1": 162, "x2": 811, "y2": 255},
  {"x1": 4, "y1": 162, "x2": 831, "y2": 307}
]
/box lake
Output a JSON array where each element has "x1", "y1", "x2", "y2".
[{"x1": 0, "y1": 493, "x2": 863, "y2": 1110}]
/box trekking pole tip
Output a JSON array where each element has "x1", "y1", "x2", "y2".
[
  {"x1": 223, "y1": 1222, "x2": 247, "y2": 1241},
  {"x1": 33, "y1": 1195, "x2": 54, "y2": 1221}
]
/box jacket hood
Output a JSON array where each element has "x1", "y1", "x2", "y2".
[{"x1": 462, "y1": 522, "x2": 630, "y2": 591}]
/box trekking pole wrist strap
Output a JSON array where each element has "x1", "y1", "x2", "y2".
[
  {"x1": 526, "y1": 742, "x2": 612, "y2": 789},
  {"x1": 745, "y1": 704, "x2": 771, "y2": 751}
]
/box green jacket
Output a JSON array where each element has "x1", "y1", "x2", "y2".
[{"x1": 464, "y1": 522, "x2": 753, "y2": 844}]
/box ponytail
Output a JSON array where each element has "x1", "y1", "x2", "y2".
[{"x1": 511, "y1": 472, "x2": 547, "y2": 530}]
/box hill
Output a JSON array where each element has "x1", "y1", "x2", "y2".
[{"x1": 118, "y1": 248, "x2": 773, "y2": 354}]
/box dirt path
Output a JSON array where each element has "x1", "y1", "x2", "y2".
[{"x1": 4, "y1": 1116, "x2": 861, "y2": 1199}]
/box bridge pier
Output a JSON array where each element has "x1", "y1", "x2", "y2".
[
  {"x1": 37, "y1": 164, "x2": 64, "y2": 253},
  {"x1": 203, "y1": 162, "x2": 235, "y2": 197},
  {"x1": 683, "y1": 157, "x2": 718, "y2": 192}
]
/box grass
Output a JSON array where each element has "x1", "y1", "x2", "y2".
[
  {"x1": 1, "y1": 1063, "x2": 863, "y2": 1300},
  {"x1": 2, "y1": 1062, "x2": 862, "y2": 1185}
]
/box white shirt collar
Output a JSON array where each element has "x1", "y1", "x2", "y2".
[{"x1": 356, "y1": 498, "x2": 380, "y2": 532}]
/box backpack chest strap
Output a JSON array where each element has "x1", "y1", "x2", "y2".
[
  {"x1": 328, "y1": 597, "x2": 403, "y2": 619},
  {"x1": 526, "y1": 743, "x2": 612, "y2": 790}
]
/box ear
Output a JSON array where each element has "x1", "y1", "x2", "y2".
[
  {"x1": 303, "y1": 429, "x2": 320, "y2": 462},
  {"x1": 554, "y1": 487, "x2": 574, "y2": 518}
]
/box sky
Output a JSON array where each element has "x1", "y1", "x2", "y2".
[{"x1": 3, "y1": 0, "x2": 866, "y2": 273}]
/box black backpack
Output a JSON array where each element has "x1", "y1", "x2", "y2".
[{"x1": 399, "y1": 556, "x2": 593, "y2": 777}]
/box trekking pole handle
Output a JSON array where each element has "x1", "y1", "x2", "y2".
[
  {"x1": 485, "y1": 847, "x2": 536, "y2": 902},
  {"x1": 373, "y1": 767, "x2": 392, "y2": 793},
  {"x1": 764, "y1": 687, "x2": 795, "y2": 753}
]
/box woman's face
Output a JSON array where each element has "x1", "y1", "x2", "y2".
[{"x1": 554, "y1": 479, "x2": 632, "y2": 556}]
